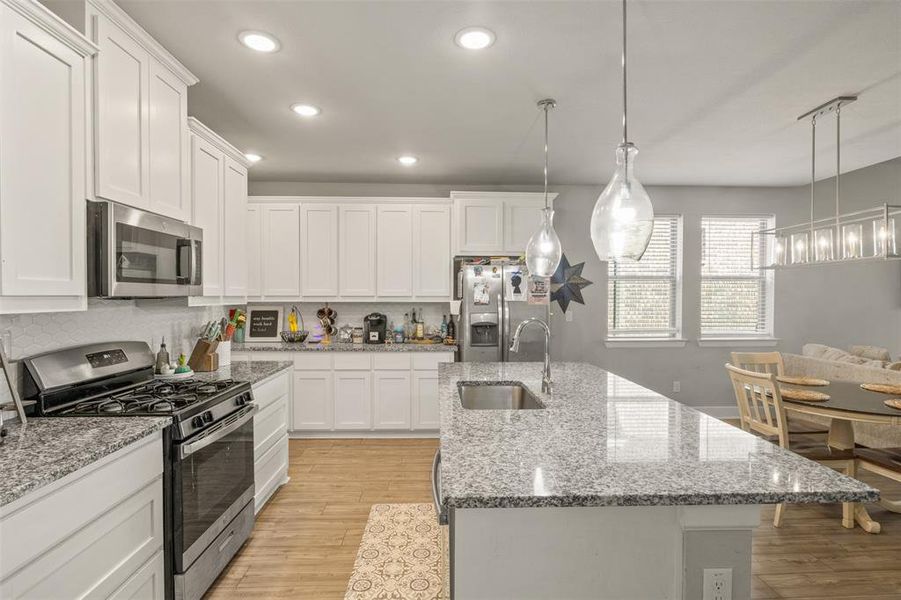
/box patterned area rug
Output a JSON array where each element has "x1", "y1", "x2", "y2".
[{"x1": 345, "y1": 503, "x2": 446, "y2": 600}]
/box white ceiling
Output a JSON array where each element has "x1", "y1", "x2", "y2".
[{"x1": 118, "y1": 0, "x2": 901, "y2": 186}]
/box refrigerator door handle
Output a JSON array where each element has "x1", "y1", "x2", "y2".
[{"x1": 497, "y1": 293, "x2": 505, "y2": 362}]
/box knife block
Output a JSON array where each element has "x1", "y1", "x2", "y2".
[{"x1": 188, "y1": 339, "x2": 219, "y2": 372}]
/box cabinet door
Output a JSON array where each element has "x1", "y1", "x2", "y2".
[
  {"x1": 190, "y1": 135, "x2": 223, "y2": 297},
  {"x1": 300, "y1": 204, "x2": 338, "y2": 296},
  {"x1": 412, "y1": 371, "x2": 440, "y2": 430},
  {"x1": 377, "y1": 205, "x2": 413, "y2": 297},
  {"x1": 223, "y1": 158, "x2": 248, "y2": 297},
  {"x1": 413, "y1": 205, "x2": 451, "y2": 297},
  {"x1": 292, "y1": 370, "x2": 332, "y2": 430},
  {"x1": 373, "y1": 371, "x2": 412, "y2": 429},
  {"x1": 457, "y1": 199, "x2": 503, "y2": 253},
  {"x1": 94, "y1": 14, "x2": 149, "y2": 208},
  {"x1": 504, "y1": 199, "x2": 546, "y2": 254},
  {"x1": 339, "y1": 205, "x2": 376, "y2": 296},
  {"x1": 333, "y1": 371, "x2": 372, "y2": 430},
  {"x1": 245, "y1": 205, "x2": 261, "y2": 298},
  {"x1": 147, "y1": 61, "x2": 188, "y2": 220},
  {"x1": 0, "y1": 8, "x2": 87, "y2": 297},
  {"x1": 261, "y1": 204, "x2": 300, "y2": 297}
]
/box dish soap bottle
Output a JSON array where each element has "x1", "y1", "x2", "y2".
[{"x1": 154, "y1": 337, "x2": 170, "y2": 374}]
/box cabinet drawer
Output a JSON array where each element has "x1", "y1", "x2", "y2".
[
  {"x1": 255, "y1": 434, "x2": 289, "y2": 512},
  {"x1": 374, "y1": 353, "x2": 411, "y2": 370},
  {"x1": 253, "y1": 371, "x2": 290, "y2": 411},
  {"x1": 294, "y1": 354, "x2": 333, "y2": 370},
  {"x1": 413, "y1": 353, "x2": 455, "y2": 371},
  {"x1": 107, "y1": 550, "x2": 164, "y2": 600},
  {"x1": 1, "y1": 479, "x2": 163, "y2": 600},
  {"x1": 0, "y1": 433, "x2": 162, "y2": 576},
  {"x1": 333, "y1": 353, "x2": 371, "y2": 370},
  {"x1": 254, "y1": 394, "x2": 288, "y2": 460}
]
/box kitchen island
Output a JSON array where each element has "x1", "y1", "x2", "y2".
[{"x1": 437, "y1": 362, "x2": 878, "y2": 600}]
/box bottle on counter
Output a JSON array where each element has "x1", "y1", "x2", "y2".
[
  {"x1": 404, "y1": 312, "x2": 412, "y2": 339},
  {"x1": 440, "y1": 315, "x2": 448, "y2": 339},
  {"x1": 446, "y1": 315, "x2": 456, "y2": 343},
  {"x1": 415, "y1": 309, "x2": 424, "y2": 340},
  {"x1": 154, "y1": 337, "x2": 170, "y2": 374}
]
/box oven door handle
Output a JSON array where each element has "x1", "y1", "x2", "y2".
[{"x1": 178, "y1": 404, "x2": 257, "y2": 459}]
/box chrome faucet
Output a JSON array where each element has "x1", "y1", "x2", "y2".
[{"x1": 509, "y1": 317, "x2": 552, "y2": 393}]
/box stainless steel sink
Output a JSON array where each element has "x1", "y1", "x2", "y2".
[{"x1": 458, "y1": 382, "x2": 545, "y2": 410}]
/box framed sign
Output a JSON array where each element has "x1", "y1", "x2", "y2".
[{"x1": 246, "y1": 306, "x2": 283, "y2": 342}]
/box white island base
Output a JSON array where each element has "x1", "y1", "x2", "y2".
[{"x1": 449, "y1": 503, "x2": 762, "y2": 600}]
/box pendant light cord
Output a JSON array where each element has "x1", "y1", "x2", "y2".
[
  {"x1": 835, "y1": 106, "x2": 841, "y2": 222},
  {"x1": 810, "y1": 115, "x2": 816, "y2": 236},
  {"x1": 622, "y1": 0, "x2": 628, "y2": 145},
  {"x1": 543, "y1": 103, "x2": 549, "y2": 209}
]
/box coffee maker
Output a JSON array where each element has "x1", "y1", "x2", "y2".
[{"x1": 363, "y1": 313, "x2": 387, "y2": 344}]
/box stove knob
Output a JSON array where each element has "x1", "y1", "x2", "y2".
[
  {"x1": 202, "y1": 411, "x2": 213, "y2": 423},
  {"x1": 236, "y1": 394, "x2": 249, "y2": 406},
  {"x1": 191, "y1": 416, "x2": 204, "y2": 428}
]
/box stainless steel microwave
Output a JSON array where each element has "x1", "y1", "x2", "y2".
[{"x1": 87, "y1": 201, "x2": 203, "y2": 298}]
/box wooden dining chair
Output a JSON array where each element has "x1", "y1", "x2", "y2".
[
  {"x1": 730, "y1": 351, "x2": 828, "y2": 438},
  {"x1": 725, "y1": 363, "x2": 857, "y2": 528}
]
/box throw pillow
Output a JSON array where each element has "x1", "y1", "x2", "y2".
[{"x1": 849, "y1": 345, "x2": 892, "y2": 362}]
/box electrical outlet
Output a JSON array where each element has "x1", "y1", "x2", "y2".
[
  {"x1": 703, "y1": 568, "x2": 732, "y2": 600},
  {"x1": 565, "y1": 310, "x2": 573, "y2": 322},
  {"x1": 672, "y1": 380, "x2": 681, "y2": 393}
]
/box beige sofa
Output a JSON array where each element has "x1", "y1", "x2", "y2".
[{"x1": 783, "y1": 344, "x2": 901, "y2": 448}]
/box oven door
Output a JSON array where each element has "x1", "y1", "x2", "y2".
[
  {"x1": 173, "y1": 404, "x2": 257, "y2": 572},
  {"x1": 90, "y1": 201, "x2": 203, "y2": 297}
]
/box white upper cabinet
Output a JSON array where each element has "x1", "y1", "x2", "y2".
[
  {"x1": 189, "y1": 118, "x2": 250, "y2": 303},
  {"x1": 339, "y1": 205, "x2": 376, "y2": 296},
  {"x1": 147, "y1": 61, "x2": 189, "y2": 220},
  {"x1": 190, "y1": 135, "x2": 223, "y2": 298},
  {"x1": 245, "y1": 205, "x2": 261, "y2": 298},
  {"x1": 261, "y1": 204, "x2": 300, "y2": 297},
  {"x1": 46, "y1": 0, "x2": 198, "y2": 220},
  {"x1": 0, "y1": 0, "x2": 96, "y2": 313},
  {"x1": 223, "y1": 157, "x2": 248, "y2": 297},
  {"x1": 413, "y1": 205, "x2": 451, "y2": 297},
  {"x1": 452, "y1": 192, "x2": 557, "y2": 255},
  {"x1": 377, "y1": 205, "x2": 413, "y2": 297},
  {"x1": 93, "y1": 13, "x2": 149, "y2": 209},
  {"x1": 300, "y1": 204, "x2": 339, "y2": 297}
]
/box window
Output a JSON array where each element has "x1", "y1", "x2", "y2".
[
  {"x1": 607, "y1": 216, "x2": 682, "y2": 339},
  {"x1": 700, "y1": 216, "x2": 774, "y2": 337}
]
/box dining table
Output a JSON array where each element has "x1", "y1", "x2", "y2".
[{"x1": 781, "y1": 379, "x2": 901, "y2": 534}]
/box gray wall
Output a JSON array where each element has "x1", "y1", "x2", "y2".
[{"x1": 249, "y1": 157, "x2": 900, "y2": 408}]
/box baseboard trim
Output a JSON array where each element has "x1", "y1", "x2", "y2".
[
  {"x1": 695, "y1": 405, "x2": 740, "y2": 419},
  {"x1": 288, "y1": 431, "x2": 439, "y2": 439}
]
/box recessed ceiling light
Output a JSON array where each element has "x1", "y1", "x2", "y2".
[
  {"x1": 245, "y1": 153, "x2": 262, "y2": 163},
  {"x1": 291, "y1": 103, "x2": 321, "y2": 117},
  {"x1": 454, "y1": 27, "x2": 495, "y2": 50},
  {"x1": 238, "y1": 30, "x2": 280, "y2": 53},
  {"x1": 397, "y1": 155, "x2": 419, "y2": 166}
]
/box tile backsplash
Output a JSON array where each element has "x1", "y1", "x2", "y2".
[{"x1": 253, "y1": 302, "x2": 455, "y2": 336}]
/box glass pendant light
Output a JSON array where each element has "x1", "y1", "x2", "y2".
[
  {"x1": 590, "y1": 0, "x2": 654, "y2": 262},
  {"x1": 525, "y1": 99, "x2": 563, "y2": 277}
]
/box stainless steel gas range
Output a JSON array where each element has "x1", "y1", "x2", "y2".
[{"x1": 21, "y1": 341, "x2": 256, "y2": 600}]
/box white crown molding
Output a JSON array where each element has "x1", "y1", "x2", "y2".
[
  {"x1": 3, "y1": 0, "x2": 99, "y2": 56},
  {"x1": 188, "y1": 117, "x2": 251, "y2": 167},
  {"x1": 450, "y1": 190, "x2": 559, "y2": 202},
  {"x1": 248, "y1": 196, "x2": 451, "y2": 205},
  {"x1": 86, "y1": 0, "x2": 198, "y2": 85}
]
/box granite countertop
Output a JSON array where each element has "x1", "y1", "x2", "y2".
[
  {"x1": 438, "y1": 362, "x2": 879, "y2": 510},
  {"x1": 233, "y1": 341, "x2": 457, "y2": 353},
  {"x1": 0, "y1": 417, "x2": 170, "y2": 508},
  {"x1": 189, "y1": 360, "x2": 293, "y2": 385}
]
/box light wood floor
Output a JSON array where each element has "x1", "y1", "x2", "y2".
[{"x1": 205, "y1": 438, "x2": 901, "y2": 600}]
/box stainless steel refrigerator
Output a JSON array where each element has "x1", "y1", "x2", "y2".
[{"x1": 457, "y1": 262, "x2": 549, "y2": 363}]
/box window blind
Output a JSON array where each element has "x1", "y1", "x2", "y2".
[
  {"x1": 700, "y1": 216, "x2": 773, "y2": 336},
  {"x1": 607, "y1": 216, "x2": 681, "y2": 338}
]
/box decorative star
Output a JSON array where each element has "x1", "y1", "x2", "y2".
[{"x1": 550, "y1": 254, "x2": 594, "y2": 313}]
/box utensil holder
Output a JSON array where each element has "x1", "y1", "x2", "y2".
[{"x1": 188, "y1": 339, "x2": 219, "y2": 372}]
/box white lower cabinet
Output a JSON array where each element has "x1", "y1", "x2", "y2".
[
  {"x1": 334, "y1": 370, "x2": 373, "y2": 430},
  {"x1": 292, "y1": 370, "x2": 333, "y2": 430},
  {"x1": 252, "y1": 371, "x2": 291, "y2": 513},
  {"x1": 0, "y1": 432, "x2": 164, "y2": 599},
  {"x1": 236, "y1": 351, "x2": 454, "y2": 435},
  {"x1": 374, "y1": 370, "x2": 412, "y2": 429}
]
